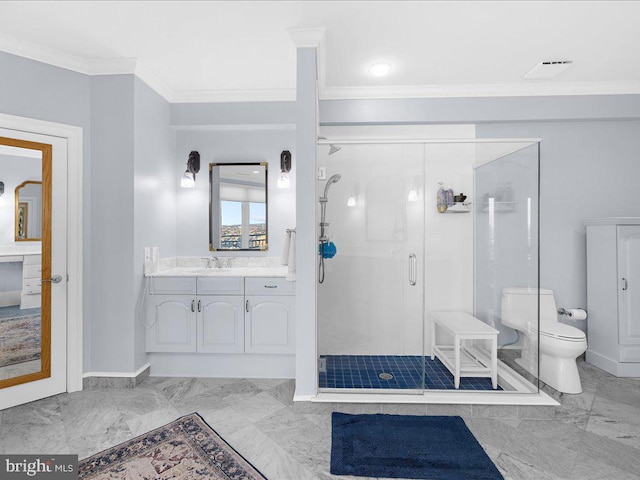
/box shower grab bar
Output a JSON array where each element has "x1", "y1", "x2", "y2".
[{"x1": 409, "y1": 254, "x2": 417, "y2": 286}]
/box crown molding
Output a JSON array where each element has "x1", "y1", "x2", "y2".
[
  {"x1": 320, "y1": 81, "x2": 640, "y2": 100},
  {"x1": 0, "y1": 32, "x2": 89, "y2": 73},
  {"x1": 287, "y1": 27, "x2": 326, "y2": 48},
  {"x1": 172, "y1": 88, "x2": 296, "y2": 103},
  {"x1": 134, "y1": 61, "x2": 174, "y2": 102},
  {"x1": 4, "y1": 30, "x2": 640, "y2": 105}
]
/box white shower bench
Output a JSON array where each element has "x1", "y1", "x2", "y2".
[{"x1": 430, "y1": 311, "x2": 499, "y2": 389}]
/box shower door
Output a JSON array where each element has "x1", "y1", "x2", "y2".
[{"x1": 317, "y1": 142, "x2": 425, "y2": 392}]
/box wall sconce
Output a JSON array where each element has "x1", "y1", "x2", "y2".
[
  {"x1": 0, "y1": 181, "x2": 4, "y2": 206},
  {"x1": 181, "y1": 151, "x2": 200, "y2": 188},
  {"x1": 278, "y1": 150, "x2": 292, "y2": 189}
]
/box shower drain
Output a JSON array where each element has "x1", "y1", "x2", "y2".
[{"x1": 378, "y1": 372, "x2": 394, "y2": 381}]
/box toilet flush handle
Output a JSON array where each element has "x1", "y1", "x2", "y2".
[{"x1": 622, "y1": 278, "x2": 628, "y2": 291}]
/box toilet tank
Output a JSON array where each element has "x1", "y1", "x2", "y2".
[{"x1": 501, "y1": 287, "x2": 558, "y2": 330}]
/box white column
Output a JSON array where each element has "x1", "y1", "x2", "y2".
[{"x1": 289, "y1": 27, "x2": 325, "y2": 399}]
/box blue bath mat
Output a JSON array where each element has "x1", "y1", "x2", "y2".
[{"x1": 331, "y1": 413, "x2": 503, "y2": 480}]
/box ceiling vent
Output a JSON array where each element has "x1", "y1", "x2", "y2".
[{"x1": 523, "y1": 60, "x2": 573, "y2": 80}]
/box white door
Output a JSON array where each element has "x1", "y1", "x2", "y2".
[
  {"x1": 0, "y1": 128, "x2": 68, "y2": 410},
  {"x1": 618, "y1": 225, "x2": 640, "y2": 349}
]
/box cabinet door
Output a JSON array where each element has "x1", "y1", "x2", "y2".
[
  {"x1": 146, "y1": 295, "x2": 196, "y2": 352},
  {"x1": 197, "y1": 296, "x2": 244, "y2": 353},
  {"x1": 618, "y1": 226, "x2": 640, "y2": 352},
  {"x1": 245, "y1": 295, "x2": 295, "y2": 354}
]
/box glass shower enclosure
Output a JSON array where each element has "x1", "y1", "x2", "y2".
[
  {"x1": 317, "y1": 142, "x2": 425, "y2": 392},
  {"x1": 316, "y1": 138, "x2": 541, "y2": 395}
]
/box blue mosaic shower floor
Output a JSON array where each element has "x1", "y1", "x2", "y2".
[{"x1": 318, "y1": 355, "x2": 502, "y2": 391}]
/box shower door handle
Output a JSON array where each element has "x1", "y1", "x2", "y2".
[{"x1": 409, "y1": 254, "x2": 417, "y2": 286}]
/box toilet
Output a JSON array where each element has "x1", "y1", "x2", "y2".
[{"x1": 501, "y1": 287, "x2": 587, "y2": 394}]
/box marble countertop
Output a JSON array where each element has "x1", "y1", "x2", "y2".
[
  {"x1": 145, "y1": 256, "x2": 290, "y2": 278},
  {"x1": 0, "y1": 245, "x2": 42, "y2": 257},
  {"x1": 147, "y1": 265, "x2": 289, "y2": 278}
]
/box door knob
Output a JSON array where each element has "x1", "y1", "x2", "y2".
[{"x1": 42, "y1": 275, "x2": 63, "y2": 284}]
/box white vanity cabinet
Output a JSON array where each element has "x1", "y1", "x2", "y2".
[
  {"x1": 21, "y1": 254, "x2": 42, "y2": 309},
  {"x1": 585, "y1": 218, "x2": 640, "y2": 376},
  {"x1": 197, "y1": 277, "x2": 244, "y2": 353},
  {"x1": 145, "y1": 275, "x2": 295, "y2": 355},
  {"x1": 146, "y1": 277, "x2": 198, "y2": 352},
  {"x1": 146, "y1": 277, "x2": 244, "y2": 353},
  {"x1": 147, "y1": 294, "x2": 197, "y2": 352},
  {"x1": 245, "y1": 278, "x2": 296, "y2": 354}
]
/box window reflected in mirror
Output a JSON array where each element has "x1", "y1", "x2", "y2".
[{"x1": 210, "y1": 163, "x2": 268, "y2": 251}]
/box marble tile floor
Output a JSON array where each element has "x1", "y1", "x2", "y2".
[{"x1": 1, "y1": 359, "x2": 639, "y2": 480}]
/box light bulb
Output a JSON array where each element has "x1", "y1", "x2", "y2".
[
  {"x1": 277, "y1": 172, "x2": 290, "y2": 189},
  {"x1": 181, "y1": 171, "x2": 195, "y2": 188},
  {"x1": 408, "y1": 188, "x2": 418, "y2": 202},
  {"x1": 347, "y1": 195, "x2": 356, "y2": 207}
]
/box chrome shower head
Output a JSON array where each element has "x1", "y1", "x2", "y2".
[
  {"x1": 328, "y1": 144, "x2": 341, "y2": 155},
  {"x1": 322, "y1": 174, "x2": 342, "y2": 198}
]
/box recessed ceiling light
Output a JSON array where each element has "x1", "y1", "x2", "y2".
[{"x1": 369, "y1": 63, "x2": 392, "y2": 77}]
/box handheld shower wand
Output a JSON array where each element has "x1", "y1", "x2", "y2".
[{"x1": 319, "y1": 174, "x2": 341, "y2": 283}]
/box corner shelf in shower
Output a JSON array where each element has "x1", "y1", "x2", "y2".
[
  {"x1": 442, "y1": 203, "x2": 471, "y2": 214},
  {"x1": 481, "y1": 202, "x2": 517, "y2": 213}
]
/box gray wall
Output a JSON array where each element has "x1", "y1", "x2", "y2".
[
  {"x1": 171, "y1": 102, "x2": 295, "y2": 127},
  {"x1": 91, "y1": 75, "x2": 177, "y2": 373},
  {"x1": 320, "y1": 95, "x2": 640, "y2": 125},
  {"x1": 133, "y1": 77, "x2": 176, "y2": 369},
  {"x1": 478, "y1": 120, "x2": 640, "y2": 331},
  {"x1": 90, "y1": 75, "x2": 136, "y2": 372},
  {"x1": 0, "y1": 52, "x2": 93, "y2": 370},
  {"x1": 174, "y1": 128, "x2": 295, "y2": 257}
]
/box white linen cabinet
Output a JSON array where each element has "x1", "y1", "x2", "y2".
[{"x1": 585, "y1": 218, "x2": 640, "y2": 376}]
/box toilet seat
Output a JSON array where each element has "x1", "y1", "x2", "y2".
[{"x1": 538, "y1": 322, "x2": 586, "y2": 342}]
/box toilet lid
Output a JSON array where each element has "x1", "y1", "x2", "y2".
[{"x1": 538, "y1": 322, "x2": 586, "y2": 341}]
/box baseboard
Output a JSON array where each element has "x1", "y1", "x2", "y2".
[
  {"x1": 0, "y1": 291, "x2": 21, "y2": 307},
  {"x1": 82, "y1": 362, "x2": 150, "y2": 389},
  {"x1": 586, "y1": 350, "x2": 640, "y2": 377},
  {"x1": 147, "y1": 353, "x2": 295, "y2": 378}
]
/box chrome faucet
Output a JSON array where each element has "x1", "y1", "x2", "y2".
[
  {"x1": 218, "y1": 257, "x2": 233, "y2": 269},
  {"x1": 207, "y1": 256, "x2": 219, "y2": 268}
]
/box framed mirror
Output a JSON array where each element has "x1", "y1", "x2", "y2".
[
  {"x1": 15, "y1": 181, "x2": 42, "y2": 241},
  {"x1": 210, "y1": 162, "x2": 268, "y2": 251},
  {"x1": 0, "y1": 136, "x2": 50, "y2": 390}
]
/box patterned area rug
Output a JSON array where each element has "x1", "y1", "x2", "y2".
[
  {"x1": 0, "y1": 315, "x2": 41, "y2": 368},
  {"x1": 79, "y1": 413, "x2": 267, "y2": 479}
]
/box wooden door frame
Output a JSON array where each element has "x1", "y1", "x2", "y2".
[{"x1": 0, "y1": 112, "x2": 83, "y2": 393}]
